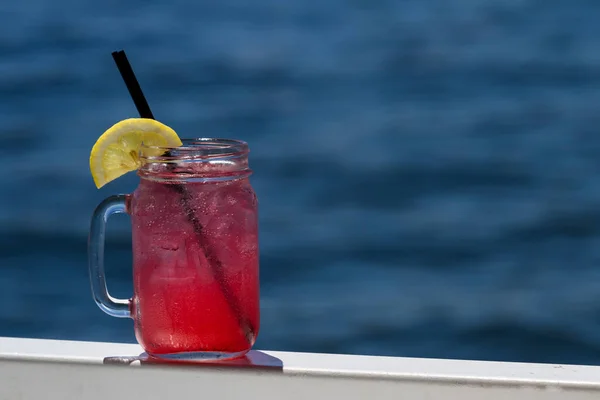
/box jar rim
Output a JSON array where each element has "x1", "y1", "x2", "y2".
[{"x1": 140, "y1": 138, "x2": 249, "y2": 162}]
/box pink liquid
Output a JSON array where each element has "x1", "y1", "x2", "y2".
[{"x1": 129, "y1": 176, "x2": 259, "y2": 357}]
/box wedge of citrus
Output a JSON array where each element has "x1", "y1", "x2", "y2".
[{"x1": 89, "y1": 118, "x2": 182, "y2": 188}]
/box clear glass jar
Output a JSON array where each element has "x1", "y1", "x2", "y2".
[{"x1": 89, "y1": 139, "x2": 260, "y2": 361}]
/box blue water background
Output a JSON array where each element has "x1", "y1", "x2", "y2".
[{"x1": 3, "y1": 0, "x2": 600, "y2": 365}]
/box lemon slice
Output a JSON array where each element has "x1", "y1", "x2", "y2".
[{"x1": 89, "y1": 118, "x2": 183, "y2": 188}]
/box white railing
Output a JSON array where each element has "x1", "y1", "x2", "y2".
[{"x1": 1, "y1": 336, "x2": 600, "y2": 399}]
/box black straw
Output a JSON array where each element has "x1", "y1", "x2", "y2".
[
  {"x1": 111, "y1": 50, "x2": 254, "y2": 345},
  {"x1": 111, "y1": 51, "x2": 155, "y2": 119}
]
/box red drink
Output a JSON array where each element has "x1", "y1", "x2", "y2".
[
  {"x1": 130, "y1": 175, "x2": 259, "y2": 357},
  {"x1": 89, "y1": 138, "x2": 260, "y2": 361}
]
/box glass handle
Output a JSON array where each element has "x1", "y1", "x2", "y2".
[{"x1": 88, "y1": 195, "x2": 131, "y2": 318}]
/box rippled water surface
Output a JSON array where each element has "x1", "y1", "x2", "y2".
[{"x1": 2, "y1": 0, "x2": 600, "y2": 365}]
